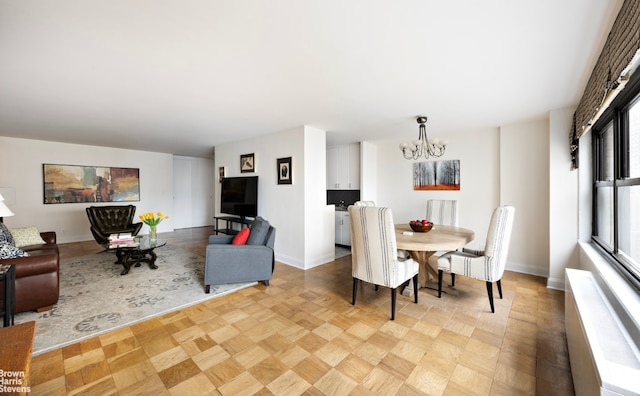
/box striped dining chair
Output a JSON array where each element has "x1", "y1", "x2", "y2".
[
  {"x1": 426, "y1": 199, "x2": 459, "y2": 285},
  {"x1": 429, "y1": 205, "x2": 515, "y2": 313},
  {"x1": 348, "y1": 206, "x2": 419, "y2": 320},
  {"x1": 426, "y1": 199, "x2": 458, "y2": 227}
]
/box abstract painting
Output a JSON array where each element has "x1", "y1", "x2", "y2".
[
  {"x1": 413, "y1": 160, "x2": 460, "y2": 190},
  {"x1": 43, "y1": 164, "x2": 140, "y2": 204}
]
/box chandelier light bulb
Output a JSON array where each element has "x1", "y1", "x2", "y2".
[{"x1": 399, "y1": 116, "x2": 447, "y2": 160}]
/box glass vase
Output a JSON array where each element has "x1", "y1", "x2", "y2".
[{"x1": 149, "y1": 225, "x2": 157, "y2": 241}]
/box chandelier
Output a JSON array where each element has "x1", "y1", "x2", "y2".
[{"x1": 399, "y1": 116, "x2": 446, "y2": 160}]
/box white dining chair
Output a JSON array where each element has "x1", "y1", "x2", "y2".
[
  {"x1": 348, "y1": 205, "x2": 419, "y2": 320},
  {"x1": 426, "y1": 199, "x2": 458, "y2": 227},
  {"x1": 429, "y1": 205, "x2": 515, "y2": 313},
  {"x1": 354, "y1": 200, "x2": 376, "y2": 207},
  {"x1": 426, "y1": 199, "x2": 459, "y2": 285}
]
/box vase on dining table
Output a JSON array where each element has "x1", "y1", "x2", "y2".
[{"x1": 149, "y1": 225, "x2": 157, "y2": 241}]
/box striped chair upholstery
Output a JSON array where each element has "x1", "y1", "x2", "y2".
[
  {"x1": 426, "y1": 199, "x2": 459, "y2": 285},
  {"x1": 354, "y1": 200, "x2": 376, "y2": 207},
  {"x1": 426, "y1": 199, "x2": 458, "y2": 227},
  {"x1": 348, "y1": 206, "x2": 419, "y2": 320},
  {"x1": 429, "y1": 205, "x2": 515, "y2": 313}
]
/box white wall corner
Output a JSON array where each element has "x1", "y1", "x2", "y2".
[{"x1": 546, "y1": 276, "x2": 565, "y2": 290}]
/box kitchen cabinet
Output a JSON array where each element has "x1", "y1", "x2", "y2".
[
  {"x1": 327, "y1": 143, "x2": 360, "y2": 190},
  {"x1": 335, "y1": 211, "x2": 351, "y2": 246}
]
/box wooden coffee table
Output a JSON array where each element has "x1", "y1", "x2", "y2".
[{"x1": 107, "y1": 237, "x2": 167, "y2": 275}]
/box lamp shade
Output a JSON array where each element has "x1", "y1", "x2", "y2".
[{"x1": 0, "y1": 199, "x2": 14, "y2": 218}]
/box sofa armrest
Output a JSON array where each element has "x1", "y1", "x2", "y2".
[
  {"x1": 4, "y1": 253, "x2": 59, "y2": 278},
  {"x1": 40, "y1": 232, "x2": 57, "y2": 245}
]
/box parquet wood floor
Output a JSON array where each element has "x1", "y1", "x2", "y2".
[{"x1": 29, "y1": 227, "x2": 574, "y2": 395}]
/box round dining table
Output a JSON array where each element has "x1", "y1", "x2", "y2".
[{"x1": 395, "y1": 224, "x2": 475, "y2": 294}]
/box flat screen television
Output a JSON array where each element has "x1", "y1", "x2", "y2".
[{"x1": 220, "y1": 176, "x2": 258, "y2": 218}]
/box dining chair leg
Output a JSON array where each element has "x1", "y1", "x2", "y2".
[
  {"x1": 497, "y1": 279, "x2": 503, "y2": 299},
  {"x1": 486, "y1": 281, "x2": 495, "y2": 313},
  {"x1": 437, "y1": 270, "x2": 444, "y2": 298},
  {"x1": 352, "y1": 278, "x2": 358, "y2": 305},
  {"x1": 451, "y1": 273, "x2": 455, "y2": 287},
  {"x1": 413, "y1": 274, "x2": 418, "y2": 303},
  {"x1": 390, "y1": 287, "x2": 397, "y2": 320},
  {"x1": 375, "y1": 285, "x2": 379, "y2": 291}
]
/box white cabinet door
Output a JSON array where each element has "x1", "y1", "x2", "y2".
[
  {"x1": 335, "y1": 211, "x2": 351, "y2": 246},
  {"x1": 327, "y1": 147, "x2": 340, "y2": 189},
  {"x1": 342, "y1": 212, "x2": 351, "y2": 246},
  {"x1": 335, "y1": 212, "x2": 343, "y2": 245},
  {"x1": 327, "y1": 144, "x2": 360, "y2": 190}
]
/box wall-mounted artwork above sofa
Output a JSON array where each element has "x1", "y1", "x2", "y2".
[{"x1": 43, "y1": 164, "x2": 140, "y2": 204}]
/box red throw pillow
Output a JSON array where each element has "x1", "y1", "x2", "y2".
[{"x1": 232, "y1": 227, "x2": 250, "y2": 245}]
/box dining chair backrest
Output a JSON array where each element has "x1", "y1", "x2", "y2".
[
  {"x1": 348, "y1": 206, "x2": 403, "y2": 288},
  {"x1": 354, "y1": 201, "x2": 376, "y2": 207},
  {"x1": 482, "y1": 205, "x2": 515, "y2": 281},
  {"x1": 426, "y1": 199, "x2": 458, "y2": 226}
]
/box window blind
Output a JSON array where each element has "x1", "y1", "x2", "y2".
[{"x1": 570, "y1": 0, "x2": 640, "y2": 169}]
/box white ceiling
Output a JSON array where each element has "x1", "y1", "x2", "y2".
[{"x1": 0, "y1": 1, "x2": 623, "y2": 158}]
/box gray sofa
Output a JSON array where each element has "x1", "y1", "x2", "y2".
[{"x1": 204, "y1": 217, "x2": 275, "y2": 292}]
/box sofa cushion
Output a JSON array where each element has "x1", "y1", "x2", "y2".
[
  {"x1": 232, "y1": 228, "x2": 250, "y2": 245},
  {"x1": 9, "y1": 226, "x2": 46, "y2": 248},
  {"x1": 0, "y1": 222, "x2": 15, "y2": 246},
  {"x1": 247, "y1": 217, "x2": 270, "y2": 246},
  {"x1": 0, "y1": 243, "x2": 29, "y2": 259}
]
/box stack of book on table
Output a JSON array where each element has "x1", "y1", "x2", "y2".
[{"x1": 108, "y1": 233, "x2": 139, "y2": 248}]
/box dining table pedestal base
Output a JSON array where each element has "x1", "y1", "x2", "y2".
[{"x1": 400, "y1": 250, "x2": 459, "y2": 296}]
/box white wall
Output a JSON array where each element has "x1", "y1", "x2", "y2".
[
  {"x1": 500, "y1": 120, "x2": 550, "y2": 277},
  {"x1": 548, "y1": 109, "x2": 579, "y2": 289},
  {"x1": 376, "y1": 119, "x2": 555, "y2": 277},
  {"x1": 0, "y1": 136, "x2": 175, "y2": 243},
  {"x1": 359, "y1": 141, "x2": 378, "y2": 203},
  {"x1": 304, "y1": 127, "x2": 335, "y2": 267},
  {"x1": 214, "y1": 126, "x2": 334, "y2": 269},
  {"x1": 173, "y1": 156, "x2": 214, "y2": 229},
  {"x1": 377, "y1": 128, "x2": 500, "y2": 249}
]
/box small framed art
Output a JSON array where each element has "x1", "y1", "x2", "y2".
[
  {"x1": 277, "y1": 157, "x2": 292, "y2": 184},
  {"x1": 218, "y1": 166, "x2": 225, "y2": 182},
  {"x1": 240, "y1": 153, "x2": 255, "y2": 173}
]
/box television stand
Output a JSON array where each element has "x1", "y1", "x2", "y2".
[{"x1": 213, "y1": 216, "x2": 253, "y2": 235}]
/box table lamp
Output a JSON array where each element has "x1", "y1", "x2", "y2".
[{"x1": 0, "y1": 193, "x2": 14, "y2": 223}]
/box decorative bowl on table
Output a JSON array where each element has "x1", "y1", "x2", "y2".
[{"x1": 409, "y1": 220, "x2": 434, "y2": 233}]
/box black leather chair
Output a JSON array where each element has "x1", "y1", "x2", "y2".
[{"x1": 86, "y1": 205, "x2": 143, "y2": 245}]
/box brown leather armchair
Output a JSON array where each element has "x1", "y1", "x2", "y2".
[
  {"x1": 1, "y1": 231, "x2": 60, "y2": 313},
  {"x1": 86, "y1": 205, "x2": 143, "y2": 245}
]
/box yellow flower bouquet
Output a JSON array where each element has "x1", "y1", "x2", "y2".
[
  {"x1": 139, "y1": 212, "x2": 169, "y2": 240},
  {"x1": 139, "y1": 212, "x2": 169, "y2": 226}
]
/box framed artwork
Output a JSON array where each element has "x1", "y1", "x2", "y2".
[
  {"x1": 240, "y1": 153, "x2": 255, "y2": 173},
  {"x1": 218, "y1": 166, "x2": 225, "y2": 183},
  {"x1": 413, "y1": 160, "x2": 460, "y2": 191},
  {"x1": 43, "y1": 164, "x2": 140, "y2": 204},
  {"x1": 277, "y1": 157, "x2": 292, "y2": 185}
]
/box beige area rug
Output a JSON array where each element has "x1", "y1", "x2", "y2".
[{"x1": 14, "y1": 245, "x2": 255, "y2": 355}]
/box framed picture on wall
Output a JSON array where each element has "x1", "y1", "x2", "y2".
[
  {"x1": 240, "y1": 153, "x2": 255, "y2": 173},
  {"x1": 43, "y1": 164, "x2": 140, "y2": 204},
  {"x1": 218, "y1": 167, "x2": 225, "y2": 182},
  {"x1": 413, "y1": 160, "x2": 460, "y2": 190},
  {"x1": 277, "y1": 157, "x2": 292, "y2": 184}
]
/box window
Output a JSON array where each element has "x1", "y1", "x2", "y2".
[{"x1": 592, "y1": 75, "x2": 640, "y2": 282}]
